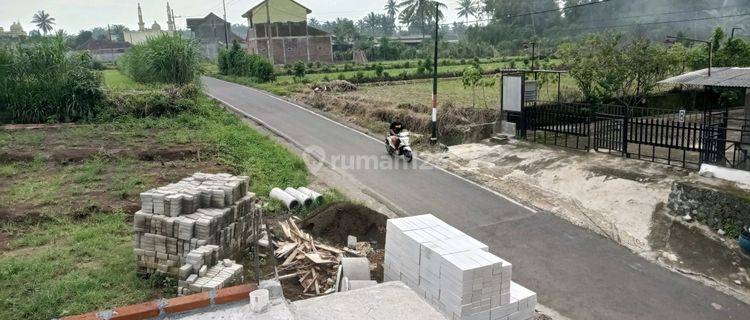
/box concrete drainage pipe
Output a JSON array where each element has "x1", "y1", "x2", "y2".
[
  {"x1": 285, "y1": 187, "x2": 313, "y2": 208},
  {"x1": 297, "y1": 187, "x2": 324, "y2": 204},
  {"x1": 269, "y1": 188, "x2": 300, "y2": 210}
]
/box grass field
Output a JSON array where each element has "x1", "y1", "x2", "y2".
[
  {"x1": 0, "y1": 70, "x2": 309, "y2": 320},
  {"x1": 341, "y1": 75, "x2": 582, "y2": 109},
  {"x1": 208, "y1": 57, "x2": 563, "y2": 97}
]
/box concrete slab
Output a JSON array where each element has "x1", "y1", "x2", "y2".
[{"x1": 294, "y1": 282, "x2": 447, "y2": 320}]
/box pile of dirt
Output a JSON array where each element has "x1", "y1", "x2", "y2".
[
  {"x1": 300, "y1": 202, "x2": 387, "y2": 248},
  {"x1": 311, "y1": 80, "x2": 358, "y2": 93}
]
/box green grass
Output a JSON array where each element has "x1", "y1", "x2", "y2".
[
  {"x1": 343, "y1": 76, "x2": 581, "y2": 109},
  {"x1": 102, "y1": 70, "x2": 162, "y2": 91},
  {"x1": 0, "y1": 163, "x2": 16, "y2": 178},
  {"x1": 0, "y1": 212, "x2": 158, "y2": 320}
]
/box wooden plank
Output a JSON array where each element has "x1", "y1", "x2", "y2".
[
  {"x1": 315, "y1": 243, "x2": 343, "y2": 254},
  {"x1": 305, "y1": 253, "x2": 334, "y2": 264},
  {"x1": 275, "y1": 242, "x2": 298, "y2": 258},
  {"x1": 277, "y1": 273, "x2": 298, "y2": 281},
  {"x1": 281, "y1": 248, "x2": 300, "y2": 266}
]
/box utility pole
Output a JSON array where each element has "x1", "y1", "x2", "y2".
[
  {"x1": 222, "y1": 0, "x2": 230, "y2": 49},
  {"x1": 430, "y1": 2, "x2": 439, "y2": 145},
  {"x1": 667, "y1": 35, "x2": 712, "y2": 77},
  {"x1": 265, "y1": 0, "x2": 274, "y2": 64},
  {"x1": 524, "y1": 42, "x2": 537, "y2": 80}
]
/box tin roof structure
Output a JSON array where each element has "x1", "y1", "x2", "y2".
[{"x1": 659, "y1": 67, "x2": 750, "y2": 88}]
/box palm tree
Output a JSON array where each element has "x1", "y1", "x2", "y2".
[
  {"x1": 456, "y1": 0, "x2": 476, "y2": 24},
  {"x1": 111, "y1": 24, "x2": 128, "y2": 42},
  {"x1": 385, "y1": 0, "x2": 399, "y2": 20},
  {"x1": 398, "y1": 0, "x2": 446, "y2": 38},
  {"x1": 32, "y1": 10, "x2": 55, "y2": 35}
]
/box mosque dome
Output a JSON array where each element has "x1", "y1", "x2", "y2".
[
  {"x1": 10, "y1": 21, "x2": 23, "y2": 33},
  {"x1": 151, "y1": 21, "x2": 162, "y2": 31}
]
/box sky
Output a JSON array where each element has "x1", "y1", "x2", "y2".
[{"x1": 0, "y1": 0, "x2": 463, "y2": 34}]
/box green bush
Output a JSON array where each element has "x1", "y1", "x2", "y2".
[
  {"x1": 218, "y1": 42, "x2": 275, "y2": 83},
  {"x1": 99, "y1": 84, "x2": 199, "y2": 119},
  {"x1": 248, "y1": 54, "x2": 275, "y2": 82},
  {"x1": 374, "y1": 64, "x2": 385, "y2": 77},
  {"x1": 218, "y1": 41, "x2": 249, "y2": 76},
  {"x1": 0, "y1": 37, "x2": 104, "y2": 124},
  {"x1": 119, "y1": 35, "x2": 199, "y2": 85},
  {"x1": 293, "y1": 61, "x2": 306, "y2": 81}
]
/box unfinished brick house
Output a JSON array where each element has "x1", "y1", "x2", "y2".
[{"x1": 242, "y1": 0, "x2": 333, "y2": 64}]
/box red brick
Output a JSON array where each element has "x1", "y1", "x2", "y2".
[
  {"x1": 164, "y1": 292, "x2": 210, "y2": 314},
  {"x1": 111, "y1": 301, "x2": 160, "y2": 320},
  {"x1": 215, "y1": 284, "x2": 256, "y2": 305},
  {"x1": 60, "y1": 312, "x2": 99, "y2": 320}
]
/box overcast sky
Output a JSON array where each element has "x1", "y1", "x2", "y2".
[{"x1": 1, "y1": 0, "x2": 463, "y2": 33}]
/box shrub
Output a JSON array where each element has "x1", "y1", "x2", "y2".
[
  {"x1": 218, "y1": 42, "x2": 275, "y2": 82},
  {"x1": 374, "y1": 64, "x2": 385, "y2": 77},
  {"x1": 218, "y1": 41, "x2": 250, "y2": 76},
  {"x1": 0, "y1": 37, "x2": 104, "y2": 124},
  {"x1": 337, "y1": 73, "x2": 346, "y2": 80},
  {"x1": 100, "y1": 84, "x2": 199, "y2": 119},
  {"x1": 119, "y1": 35, "x2": 199, "y2": 84},
  {"x1": 247, "y1": 54, "x2": 275, "y2": 82},
  {"x1": 293, "y1": 61, "x2": 307, "y2": 81}
]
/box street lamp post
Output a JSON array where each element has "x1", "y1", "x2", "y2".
[
  {"x1": 731, "y1": 27, "x2": 743, "y2": 39},
  {"x1": 666, "y1": 35, "x2": 713, "y2": 77}
]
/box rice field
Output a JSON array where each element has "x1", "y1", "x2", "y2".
[{"x1": 338, "y1": 76, "x2": 582, "y2": 109}]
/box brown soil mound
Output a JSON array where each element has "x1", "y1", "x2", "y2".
[{"x1": 300, "y1": 202, "x2": 388, "y2": 248}]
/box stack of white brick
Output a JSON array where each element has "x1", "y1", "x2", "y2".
[
  {"x1": 384, "y1": 215, "x2": 536, "y2": 320},
  {"x1": 177, "y1": 245, "x2": 244, "y2": 295},
  {"x1": 133, "y1": 173, "x2": 261, "y2": 278}
]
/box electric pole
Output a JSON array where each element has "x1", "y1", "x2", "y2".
[
  {"x1": 265, "y1": 0, "x2": 274, "y2": 64},
  {"x1": 222, "y1": 0, "x2": 229, "y2": 48},
  {"x1": 430, "y1": 2, "x2": 439, "y2": 145}
]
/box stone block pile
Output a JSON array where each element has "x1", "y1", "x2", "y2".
[
  {"x1": 384, "y1": 214, "x2": 536, "y2": 320},
  {"x1": 177, "y1": 245, "x2": 244, "y2": 295},
  {"x1": 133, "y1": 173, "x2": 261, "y2": 278}
]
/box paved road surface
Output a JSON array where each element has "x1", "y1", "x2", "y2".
[{"x1": 203, "y1": 76, "x2": 748, "y2": 320}]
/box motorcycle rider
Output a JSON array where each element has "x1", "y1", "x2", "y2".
[{"x1": 389, "y1": 120, "x2": 404, "y2": 150}]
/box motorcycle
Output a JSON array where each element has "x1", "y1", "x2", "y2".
[{"x1": 385, "y1": 131, "x2": 414, "y2": 163}]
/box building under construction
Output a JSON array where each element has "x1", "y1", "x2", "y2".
[{"x1": 242, "y1": 0, "x2": 333, "y2": 64}]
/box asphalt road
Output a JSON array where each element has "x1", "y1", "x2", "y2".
[{"x1": 203, "y1": 76, "x2": 749, "y2": 320}]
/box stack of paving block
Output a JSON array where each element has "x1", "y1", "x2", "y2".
[
  {"x1": 384, "y1": 214, "x2": 536, "y2": 320},
  {"x1": 176, "y1": 245, "x2": 244, "y2": 296},
  {"x1": 133, "y1": 173, "x2": 261, "y2": 278}
]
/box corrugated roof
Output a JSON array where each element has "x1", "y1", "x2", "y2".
[{"x1": 659, "y1": 67, "x2": 750, "y2": 88}]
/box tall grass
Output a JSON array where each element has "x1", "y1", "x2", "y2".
[
  {"x1": 119, "y1": 35, "x2": 200, "y2": 85},
  {"x1": 0, "y1": 37, "x2": 103, "y2": 124}
]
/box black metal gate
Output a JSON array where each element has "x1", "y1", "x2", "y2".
[
  {"x1": 521, "y1": 102, "x2": 591, "y2": 150},
  {"x1": 702, "y1": 110, "x2": 750, "y2": 170},
  {"x1": 517, "y1": 102, "x2": 747, "y2": 171},
  {"x1": 592, "y1": 104, "x2": 626, "y2": 154}
]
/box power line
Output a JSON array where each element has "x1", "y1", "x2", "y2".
[
  {"x1": 505, "y1": 0, "x2": 616, "y2": 19},
  {"x1": 442, "y1": 0, "x2": 744, "y2": 30},
  {"x1": 565, "y1": 11, "x2": 750, "y2": 33}
]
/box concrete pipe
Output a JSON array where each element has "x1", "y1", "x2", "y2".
[
  {"x1": 269, "y1": 188, "x2": 300, "y2": 210},
  {"x1": 285, "y1": 187, "x2": 313, "y2": 207},
  {"x1": 297, "y1": 187, "x2": 324, "y2": 204}
]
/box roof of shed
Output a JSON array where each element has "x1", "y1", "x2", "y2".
[{"x1": 659, "y1": 67, "x2": 750, "y2": 88}]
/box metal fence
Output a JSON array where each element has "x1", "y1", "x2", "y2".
[{"x1": 516, "y1": 102, "x2": 750, "y2": 171}]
